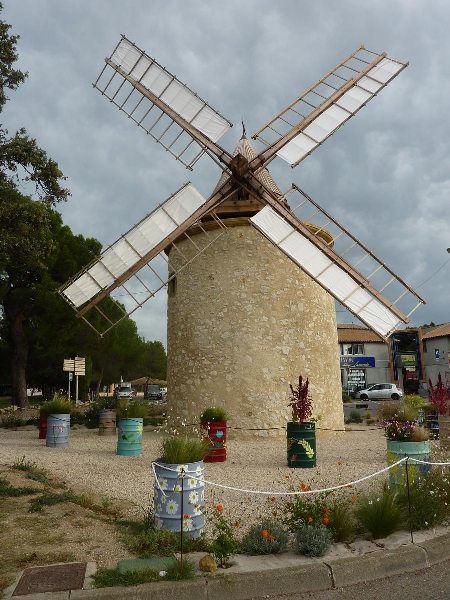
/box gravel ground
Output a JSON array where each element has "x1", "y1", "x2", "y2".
[
  {"x1": 0, "y1": 427, "x2": 441, "y2": 527},
  {"x1": 0, "y1": 428, "x2": 402, "y2": 520}
]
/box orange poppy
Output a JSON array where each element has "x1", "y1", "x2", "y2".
[
  {"x1": 269, "y1": 535, "x2": 274, "y2": 542},
  {"x1": 262, "y1": 529, "x2": 269, "y2": 538},
  {"x1": 216, "y1": 504, "x2": 223, "y2": 513},
  {"x1": 323, "y1": 517, "x2": 329, "y2": 525}
]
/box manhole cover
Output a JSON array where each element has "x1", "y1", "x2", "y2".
[{"x1": 13, "y1": 562, "x2": 86, "y2": 596}]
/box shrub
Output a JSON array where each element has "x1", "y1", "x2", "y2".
[
  {"x1": 395, "y1": 469, "x2": 450, "y2": 530},
  {"x1": 347, "y1": 410, "x2": 363, "y2": 424},
  {"x1": 328, "y1": 498, "x2": 356, "y2": 542},
  {"x1": 0, "y1": 414, "x2": 25, "y2": 428},
  {"x1": 242, "y1": 520, "x2": 289, "y2": 555},
  {"x1": 404, "y1": 395, "x2": 426, "y2": 411},
  {"x1": 40, "y1": 396, "x2": 73, "y2": 415},
  {"x1": 116, "y1": 400, "x2": 148, "y2": 420},
  {"x1": 410, "y1": 426, "x2": 429, "y2": 442},
  {"x1": 160, "y1": 435, "x2": 208, "y2": 464},
  {"x1": 209, "y1": 504, "x2": 241, "y2": 567},
  {"x1": 296, "y1": 525, "x2": 332, "y2": 557},
  {"x1": 342, "y1": 390, "x2": 352, "y2": 403},
  {"x1": 200, "y1": 407, "x2": 228, "y2": 423},
  {"x1": 83, "y1": 398, "x2": 117, "y2": 428},
  {"x1": 165, "y1": 558, "x2": 195, "y2": 580},
  {"x1": 355, "y1": 486, "x2": 404, "y2": 539}
]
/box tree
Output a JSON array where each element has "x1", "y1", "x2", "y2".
[{"x1": 0, "y1": 6, "x2": 69, "y2": 405}]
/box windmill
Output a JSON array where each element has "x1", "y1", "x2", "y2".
[{"x1": 59, "y1": 38, "x2": 425, "y2": 435}]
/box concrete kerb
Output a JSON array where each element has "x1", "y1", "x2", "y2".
[{"x1": 23, "y1": 530, "x2": 448, "y2": 600}]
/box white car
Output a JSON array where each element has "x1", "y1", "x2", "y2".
[{"x1": 355, "y1": 383, "x2": 404, "y2": 401}]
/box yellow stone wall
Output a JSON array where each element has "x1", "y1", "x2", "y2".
[{"x1": 166, "y1": 221, "x2": 344, "y2": 437}]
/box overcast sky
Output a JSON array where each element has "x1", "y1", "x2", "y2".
[{"x1": 4, "y1": 0, "x2": 450, "y2": 345}]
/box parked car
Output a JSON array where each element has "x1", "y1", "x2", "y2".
[
  {"x1": 354, "y1": 383, "x2": 403, "y2": 401},
  {"x1": 114, "y1": 383, "x2": 136, "y2": 400},
  {"x1": 144, "y1": 384, "x2": 163, "y2": 401}
]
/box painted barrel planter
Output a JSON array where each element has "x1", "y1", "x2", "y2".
[
  {"x1": 117, "y1": 418, "x2": 143, "y2": 456},
  {"x1": 46, "y1": 414, "x2": 70, "y2": 448},
  {"x1": 202, "y1": 420, "x2": 227, "y2": 462},
  {"x1": 154, "y1": 460, "x2": 205, "y2": 538},
  {"x1": 39, "y1": 412, "x2": 48, "y2": 440},
  {"x1": 287, "y1": 422, "x2": 316, "y2": 468},
  {"x1": 387, "y1": 440, "x2": 431, "y2": 487},
  {"x1": 438, "y1": 415, "x2": 450, "y2": 450},
  {"x1": 98, "y1": 409, "x2": 116, "y2": 436}
]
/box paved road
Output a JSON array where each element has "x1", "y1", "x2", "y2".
[{"x1": 277, "y1": 559, "x2": 450, "y2": 600}]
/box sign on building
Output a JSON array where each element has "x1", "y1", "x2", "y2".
[{"x1": 340, "y1": 356, "x2": 375, "y2": 369}]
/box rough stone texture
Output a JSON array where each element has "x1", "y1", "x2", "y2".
[{"x1": 167, "y1": 220, "x2": 344, "y2": 437}]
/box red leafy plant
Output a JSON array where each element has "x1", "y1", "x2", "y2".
[
  {"x1": 428, "y1": 373, "x2": 449, "y2": 416},
  {"x1": 289, "y1": 375, "x2": 312, "y2": 423}
]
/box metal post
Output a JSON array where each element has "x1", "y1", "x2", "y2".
[
  {"x1": 180, "y1": 471, "x2": 184, "y2": 572},
  {"x1": 68, "y1": 373, "x2": 71, "y2": 401},
  {"x1": 404, "y1": 457, "x2": 414, "y2": 543},
  {"x1": 75, "y1": 375, "x2": 79, "y2": 404}
]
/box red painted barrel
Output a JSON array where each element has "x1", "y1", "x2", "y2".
[
  {"x1": 39, "y1": 412, "x2": 48, "y2": 439},
  {"x1": 202, "y1": 420, "x2": 227, "y2": 462}
]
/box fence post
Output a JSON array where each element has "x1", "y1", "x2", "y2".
[{"x1": 404, "y1": 456, "x2": 414, "y2": 544}]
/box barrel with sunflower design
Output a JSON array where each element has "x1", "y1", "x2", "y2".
[
  {"x1": 116, "y1": 418, "x2": 143, "y2": 456},
  {"x1": 287, "y1": 421, "x2": 316, "y2": 468},
  {"x1": 154, "y1": 460, "x2": 205, "y2": 538}
]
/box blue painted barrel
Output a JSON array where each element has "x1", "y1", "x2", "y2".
[
  {"x1": 117, "y1": 418, "x2": 143, "y2": 456},
  {"x1": 387, "y1": 440, "x2": 431, "y2": 488},
  {"x1": 46, "y1": 414, "x2": 70, "y2": 448},
  {"x1": 154, "y1": 460, "x2": 205, "y2": 538}
]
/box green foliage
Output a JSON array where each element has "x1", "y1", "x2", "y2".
[
  {"x1": 116, "y1": 400, "x2": 148, "y2": 420},
  {"x1": 355, "y1": 486, "x2": 405, "y2": 539},
  {"x1": 242, "y1": 520, "x2": 288, "y2": 555},
  {"x1": 83, "y1": 398, "x2": 116, "y2": 428},
  {"x1": 296, "y1": 525, "x2": 332, "y2": 557},
  {"x1": 342, "y1": 390, "x2": 352, "y2": 403},
  {"x1": 165, "y1": 558, "x2": 195, "y2": 580},
  {"x1": 347, "y1": 410, "x2": 363, "y2": 424},
  {"x1": 92, "y1": 567, "x2": 160, "y2": 588},
  {"x1": 200, "y1": 406, "x2": 228, "y2": 422},
  {"x1": 0, "y1": 414, "x2": 25, "y2": 428},
  {"x1": 11, "y1": 456, "x2": 37, "y2": 471},
  {"x1": 40, "y1": 396, "x2": 73, "y2": 415},
  {"x1": 0, "y1": 475, "x2": 39, "y2": 497},
  {"x1": 395, "y1": 469, "x2": 450, "y2": 530},
  {"x1": 124, "y1": 527, "x2": 179, "y2": 557},
  {"x1": 403, "y1": 395, "x2": 426, "y2": 411},
  {"x1": 160, "y1": 435, "x2": 208, "y2": 464},
  {"x1": 29, "y1": 491, "x2": 79, "y2": 512},
  {"x1": 209, "y1": 506, "x2": 241, "y2": 566},
  {"x1": 328, "y1": 498, "x2": 356, "y2": 542}
]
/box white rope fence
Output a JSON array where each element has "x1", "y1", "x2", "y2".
[{"x1": 150, "y1": 456, "x2": 450, "y2": 498}]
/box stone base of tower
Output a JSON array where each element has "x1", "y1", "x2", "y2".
[{"x1": 166, "y1": 221, "x2": 344, "y2": 438}]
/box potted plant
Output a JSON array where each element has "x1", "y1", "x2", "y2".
[
  {"x1": 41, "y1": 396, "x2": 73, "y2": 449},
  {"x1": 287, "y1": 375, "x2": 316, "y2": 468},
  {"x1": 200, "y1": 407, "x2": 228, "y2": 463},
  {"x1": 97, "y1": 397, "x2": 117, "y2": 436},
  {"x1": 428, "y1": 373, "x2": 450, "y2": 449},
  {"x1": 116, "y1": 400, "x2": 148, "y2": 456},
  {"x1": 381, "y1": 401, "x2": 431, "y2": 486},
  {"x1": 153, "y1": 435, "x2": 208, "y2": 538}
]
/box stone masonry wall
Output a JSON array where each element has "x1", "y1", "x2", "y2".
[{"x1": 166, "y1": 220, "x2": 344, "y2": 437}]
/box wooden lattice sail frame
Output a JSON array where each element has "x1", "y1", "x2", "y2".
[{"x1": 59, "y1": 38, "x2": 425, "y2": 338}]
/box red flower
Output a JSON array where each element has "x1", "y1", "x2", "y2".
[
  {"x1": 216, "y1": 504, "x2": 223, "y2": 513},
  {"x1": 323, "y1": 517, "x2": 329, "y2": 525},
  {"x1": 262, "y1": 529, "x2": 269, "y2": 538}
]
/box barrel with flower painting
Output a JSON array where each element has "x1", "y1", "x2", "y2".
[
  {"x1": 153, "y1": 460, "x2": 205, "y2": 538},
  {"x1": 200, "y1": 407, "x2": 228, "y2": 463},
  {"x1": 286, "y1": 422, "x2": 316, "y2": 468},
  {"x1": 116, "y1": 418, "x2": 143, "y2": 456}
]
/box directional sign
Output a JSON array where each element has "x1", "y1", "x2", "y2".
[
  {"x1": 63, "y1": 359, "x2": 74, "y2": 372},
  {"x1": 74, "y1": 356, "x2": 85, "y2": 376}
]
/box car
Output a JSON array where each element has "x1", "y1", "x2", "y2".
[
  {"x1": 114, "y1": 383, "x2": 136, "y2": 400},
  {"x1": 354, "y1": 383, "x2": 404, "y2": 401},
  {"x1": 144, "y1": 384, "x2": 163, "y2": 401}
]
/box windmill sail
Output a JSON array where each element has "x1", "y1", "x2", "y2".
[
  {"x1": 251, "y1": 47, "x2": 407, "y2": 169},
  {"x1": 94, "y1": 36, "x2": 233, "y2": 170},
  {"x1": 250, "y1": 187, "x2": 425, "y2": 339},
  {"x1": 59, "y1": 183, "x2": 231, "y2": 335}
]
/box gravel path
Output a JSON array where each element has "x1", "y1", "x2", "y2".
[{"x1": 0, "y1": 426, "x2": 406, "y2": 525}]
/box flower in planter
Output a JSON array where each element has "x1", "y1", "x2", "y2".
[
  {"x1": 193, "y1": 503, "x2": 203, "y2": 516},
  {"x1": 157, "y1": 478, "x2": 168, "y2": 490},
  {"x1": 189, "y1": 491, "x2": 199, "y2": 504},
  {"x1": 183, "y1": 517, "x2": 194, "y2": 531},
  {"x1": 288, "y1": 375, "x2": 312, "y2": 423},
  {"x1": 176, "y1": 464, "x2": 190, "y2": 474}
]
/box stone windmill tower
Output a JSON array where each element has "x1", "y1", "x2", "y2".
[{"x1": 59, "y1": 38, "x2": 425, "y2": 436}]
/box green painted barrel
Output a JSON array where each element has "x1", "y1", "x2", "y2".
[
  {"x1": 287, "y1": 422, "x2": 316, "y2": 468},
  {"x1": 117, "y1": 418, "x2": 143, "y2": 456},
  {"x1": 46, "y1": 414, "x2": 70, "y2": 448},
  {"x1": 387, "y1": 440, "x2": 431, "y2": 488},
  {"x1": 154, "y1": 460, "x2": 205, "y2": 538}
]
